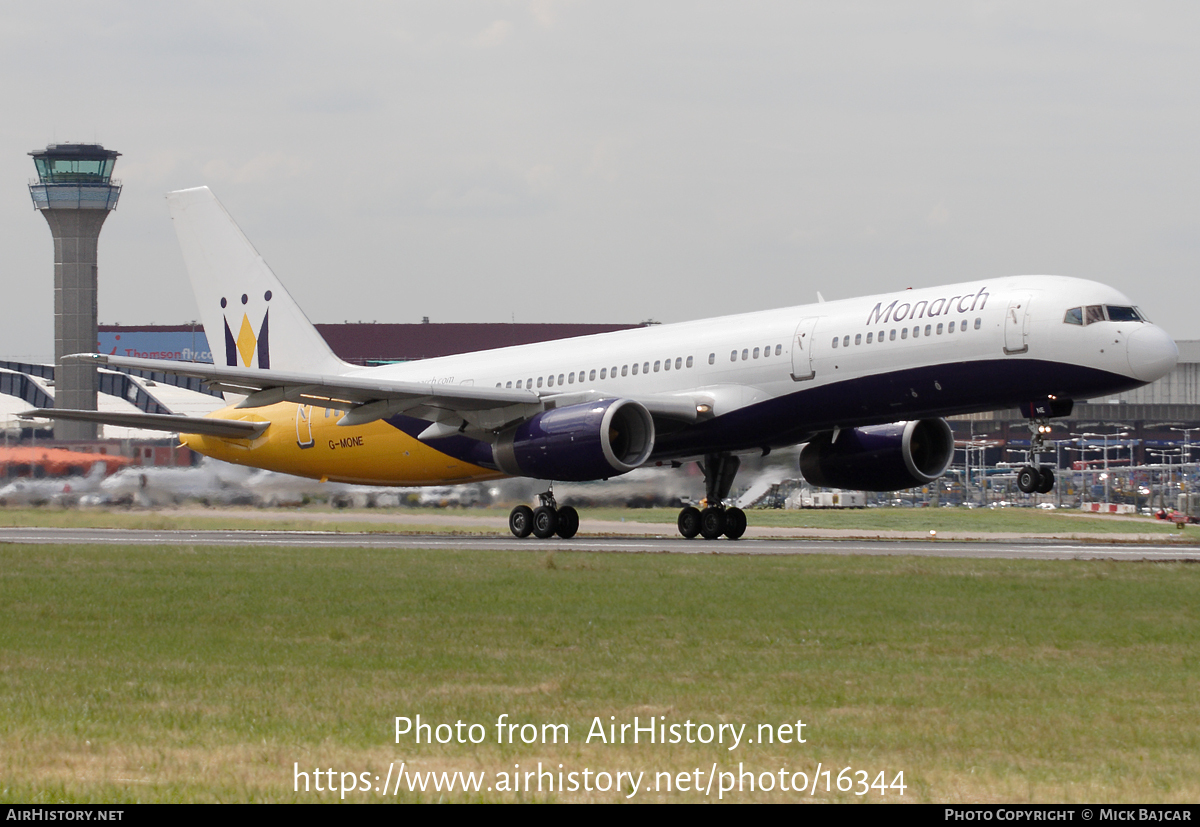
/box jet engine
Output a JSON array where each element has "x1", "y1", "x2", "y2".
[
  {"x1": 799, "y1": 419, "x2": 955, "y2": 491},
  {"x1": 492, "y1": 398, "x2": 655, "y2": 481}
]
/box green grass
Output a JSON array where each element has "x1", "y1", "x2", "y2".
[
  {"x1": 0, "y1": 507, "x2": 497, "y2": 535},
  {"x1": 1, "y1": 544, "x2": 1198, "y2": 802},
  {"x1": 578, "y1": 506, "x2": 1191, "y2": 536},
  {"x1": 0, "y1": 504, "x2": 1193, "y2": 539}
]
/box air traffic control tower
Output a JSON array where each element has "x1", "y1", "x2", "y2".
[{"x1": 29, "y1": 143, "x2": 122, "y2": 440}]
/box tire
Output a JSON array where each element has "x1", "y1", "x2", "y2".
[
  {"x1": 678, "y1": 506, "x2": 701, "y2": 539},
  {"x1": 699, "y1": 507, "x2": 726, "y2": 540},
  {"x1": 1016, "y1": 466, "x2": 1039, "y2": 494},
  {"x1": 509, "y1": 505, "x2": 534, "y2": 538},
  {"x1": 1036, "y1": 466, "x2": 1055, "y2": 494},
  {"x1": 555, "y1": 506, "x2": 579, "y2": 539},
  {"x1": 724, "y1": 507, "x2": 747, "y2": 540},
  {"x1": 532, "y1": 506, "x2": 558, "y2": 539}
]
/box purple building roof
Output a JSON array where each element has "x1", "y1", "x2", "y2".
[{"x1": 99, "y1": 322, "x2": 645, "y2": 365}]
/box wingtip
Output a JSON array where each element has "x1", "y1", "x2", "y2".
[{"x1": 62, "y1": 353, "x2": 107, "y2": 364}]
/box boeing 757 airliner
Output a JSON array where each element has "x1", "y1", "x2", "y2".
[{"x1": 25, "y1": 187, "x2": 1179, "y2": 540}]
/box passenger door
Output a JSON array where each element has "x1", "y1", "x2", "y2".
[
  {"x1": 790, "y1": 317, "x2": 820, "y2": 381},
  {"x1": 1003, "y1": 295, "x2": 1031, "y2": 355}
]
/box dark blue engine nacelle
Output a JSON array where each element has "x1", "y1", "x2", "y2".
[
  {"x1": 492, "y1": 398, "x2": 655, "y2": 482},
  {"x1": 799, "y1": 419, "x2": 955, "y2": 492}
]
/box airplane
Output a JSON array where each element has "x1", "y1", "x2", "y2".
[
  {"x1": 23, "y1": 187, "x2": 1179, "y2": 540},
  {"x1": 0, "y1": 460, "x2": 108, "y2": 507}
]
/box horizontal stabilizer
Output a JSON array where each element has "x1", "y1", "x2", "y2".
[{"x1": 20, "y1": 409, "x2": 269, "y2": 439}]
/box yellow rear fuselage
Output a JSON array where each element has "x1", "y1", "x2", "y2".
[{"x1": 182, "y1": 402, "x2": 504, "y2": 486}]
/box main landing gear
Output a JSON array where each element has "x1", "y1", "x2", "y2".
[
  {"x1": 508, "y1": 490, "x2": 579, "y2": 540},
  {"x1": 1016, "y1": 418, "x2": 1056, "y2": 495},
  {"x1": 677, "y1": 453, "x2": 747, "y2": 540}
]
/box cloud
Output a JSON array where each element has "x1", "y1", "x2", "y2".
[
  {"x1": 473, "y1": 20, "x2": 513, "y2": 48},
  {"x1": 201, "y1": 152, "x2": 314, "y2": 185}
]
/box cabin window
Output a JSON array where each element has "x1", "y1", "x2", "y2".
[
  {"x1": 516, "y1": 380, "x2": 523, "y2": 388},
  {"x1": 775, "y1": 344, "x2": 782, "y2": 356},
  {"x1": 741, "y1": 349, "x2": 749, "y2": 361},
  {"x1": 1107, "y1": 305, "x2": 1141, "y2": 322},
  {"x1": 708, "y1": 353, "x2": 715, "y2": 365},
  {"x1": 854, "y1": 334, "x2": 861, "y2": 345},
  {"x1": 753, "y1": 347, "x2": 760, "y2": 359},
  {"x1": 960, "y1": 319, "x2": 967, "y2": 332},
  {"x1": 1064, "y1": 307, "x2": 1083, "y2": 325},
  {"x1": 642, "y1": 362, "x2": 650, "y2": 374},
  {"x1": 948, "y1": 321, "x2": 956, "y2": 333},
  {"x1": 558, "y1": 374, "x2": 564, "y2": 385},
  {"x1": 663, "y1": 358, "x2": 671, "y2": 371},
  {"x1": 731, "y1": 350, "x2": 738, "y2": 362},
  {"x1": 974, "y1": 317, "x2": 981, "y2": 330},
  {"x1": 568, "y1": 372, "x2": 575, "y2": 384},
  {"x1": 842, "y1": 336, "x2": 849, "y2": 348},
  {"x1": 901, "y1": 328, "x2": 908, "y2": 339},
  {"x1": 547, "y1": 375, "x2": 554, "y2": 387},
  {"x1": 590, "y1": 369, "x2": 596, "y2": 381},
  {"x1": 622, "y1": 365, "x2": 628, "y2": 376},
  {"x1": 654, "y1": 360, "x2": 661, "y2": 372},
  {"x1": 537, "y1": 377, "x2": 544, "y2": 388},
  {"x1": 867, "y1": 332, "x2": 873, "y2": 343},
  {"x1": 496, "y1": 383, "x2": 502, "y2": 388},
  {"x1": 527, "y1": 377, "x2": 533, "y2": 387},
  {"x1": 506, "y1": 381, "x2": 512, "y2": 388},
  {"x1": 925, "y1": 325, "x2": 932, "y2": 336},
  {"x1": 889, "y1": 329, "x2": 896, "y2": 341},
  {"x1": 599, "y1": 368, "x2": 606, "y2": 379},
  {"x1": 632, "y1": 363, "x2": 639, "y2": 375},
  {"x1": 832, "y1": 337, "x2": 840, "y2": 349},
  {"x1": 936, "y1": 323, "x2": 943, "y2": 335}
]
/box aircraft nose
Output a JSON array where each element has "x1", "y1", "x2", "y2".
[{"x1": 1127, "y1": 324, "x2": 1178, "y2": 383}]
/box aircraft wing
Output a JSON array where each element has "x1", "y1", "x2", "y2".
[
  {"x1": 19, "y1": 408, "x2": 269, "y2": 439},
  {"x1": 70, "y1": 353, "x2": 539, "y2": 409},
  {"x1": 61, "y1": 353, "x2": 708, "y2": 438}
]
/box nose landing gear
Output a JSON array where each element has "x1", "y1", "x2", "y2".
[
  {"x1": 508, "y1": 489, "x2": 579, "y2": 539},
  {"x1": 1017, "y1": 418, "x2": 1056, "y2": 495}
]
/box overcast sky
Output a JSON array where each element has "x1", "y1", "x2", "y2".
[{"x1": 1, "y1": 2, "x2": 1197, "y2": 361}]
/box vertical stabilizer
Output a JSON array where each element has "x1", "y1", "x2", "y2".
[{"x1": 166, "y1": 187, "x2": 348, "y2": 376}]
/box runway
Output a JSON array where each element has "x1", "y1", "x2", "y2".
[{"x1": 2, "y1": 526, "x2": 1199, "y2": 561}]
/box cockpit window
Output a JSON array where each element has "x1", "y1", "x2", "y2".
[
  {"x1": 1085, "y1": 305, "x2": 1105, "y2": 325},
  {"x1": 1106, "y1": 305, "x2": 1142, "y2": 322},
  {"x1": 1064, "y1": 307, "x2": 1083, "y2": 325}
]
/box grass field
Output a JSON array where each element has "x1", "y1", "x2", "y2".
[
  {"x1": 0, "y1": 504, "x2": 1193, "y2": 539},
  {"x1": 2, "y1": 543, "x2": 1197, "y2": 803},
  {"x1": 574, "y1": 506, "x2": 1193, "y2": 536}
]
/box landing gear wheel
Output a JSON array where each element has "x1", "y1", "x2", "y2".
[
  {"x1": 509, "y1": 505, "x2": 534, "y2": 538},
  {"x1": 678, "y1": 506, "x2": 701, "y2": 539},
  {"x1": 1016, "y1": 466, "x2": 1040, "y2": 494},
  {"x1": 555, "y1": 506, "x2": 579, "y2": 539},
  {"x1": 699, "y1": 507, "x2": 726, "y2": 540},
  {"x1": 532, "y1": 506, "x2": 558, "y2": 539},
  {"x1": 723, "y1": 507, "x2": 747, "y2": 540},
  {"x1": 1036, "y1": 466, "x2": 1055, "y2": 494}
]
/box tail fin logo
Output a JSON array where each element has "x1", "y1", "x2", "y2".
[{"x1": 222, "y1": 291, "x2": 272, "y2": 369}]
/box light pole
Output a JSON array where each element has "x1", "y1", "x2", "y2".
[
  {"x1": 1170, "y1": 427, "x2": 1196, "y2": 515},
  {"x1": 1076, "y1": 431, "x2": 1129, "y2": 505},
  {"x1": 1149, "y1": 449, "x2": 1180, "y2": 513}
]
